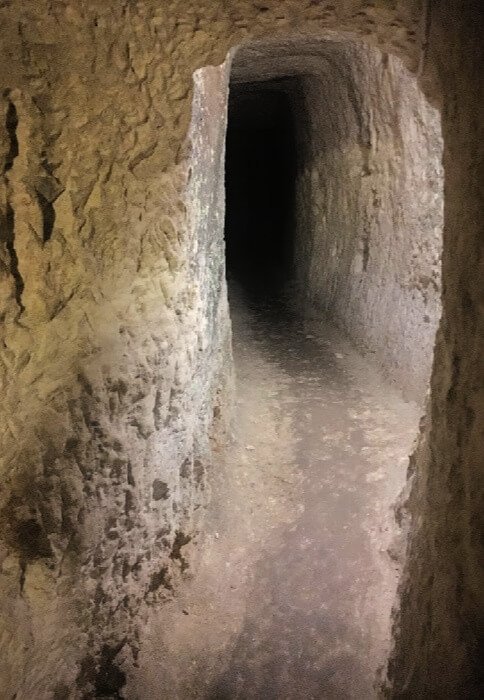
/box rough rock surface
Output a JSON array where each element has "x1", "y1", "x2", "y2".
[
  {"x1": 0, "y1": 1, "x2": 482, "y2": 698},
  {"x1": 388, "y1": 4, "x2": 484, "y2": 697}
]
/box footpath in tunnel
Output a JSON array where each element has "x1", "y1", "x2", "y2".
[{"x1": 128, "y1": 283, "x2": 421, "y2": 699}]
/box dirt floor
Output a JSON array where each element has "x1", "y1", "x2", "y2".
[{"x1": 126, "y1": 286, "x2": 421, "y2": 699}]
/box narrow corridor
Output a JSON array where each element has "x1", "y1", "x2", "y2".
[
  {"x1": 128, "y1": 285, "x2": 420, "y2": 699},
  {"x1": 126, "y1": 44, "x2": 441, "y2": 699}
]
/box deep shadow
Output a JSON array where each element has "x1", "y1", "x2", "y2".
[{"x1": 225, "y1": 81, "x2": 297, "y2": 301}]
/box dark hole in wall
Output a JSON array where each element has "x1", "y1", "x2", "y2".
[
  {"x1": 224, "y1": 80, "x2": 297, "y2": 299},
  {"x1": 4, "y1": 99, "x2": 19, "y2": 171},
  {"x1": 36, "y1": 190, "x2": 56, "y2": 242}
]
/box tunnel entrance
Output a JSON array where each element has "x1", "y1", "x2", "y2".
[
  {"x1": 223, "y1": 39, "x2": 442, "y2": 402},
  {"x1": 224, "y1": 80, "x2": 297, "y2": 299}
]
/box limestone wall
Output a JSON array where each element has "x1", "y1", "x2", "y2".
[
  {"x1": 388, "y1": 2, "x2": 484, "y2": 696},
  {"x1": 0, "y1": 4, "x2": 232, "y2": 696},
  {"x1": 293, "y1": 46, "x2": 443, "y2": 402}
]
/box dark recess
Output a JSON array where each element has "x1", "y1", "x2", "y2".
[{"x1": 224, "y1": 80, "x2": 297, "y2": 299}]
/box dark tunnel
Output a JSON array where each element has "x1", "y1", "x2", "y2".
[{"x1": 224, "y1": 81, "x2": 298, "y2": 299}]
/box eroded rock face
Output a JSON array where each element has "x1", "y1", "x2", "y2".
[
  {"x1": 295, "y1": 50, "x2": 442, "y2": 402},
  {"x1": 388, "y1": 3, "x2": 484, "y2": 697},
  {"x1": 0, "y1": 8, "x2": 232, "y2": 697},
  {"x1": 0, "y1": 1, "x2": 482, "y2": 698}
]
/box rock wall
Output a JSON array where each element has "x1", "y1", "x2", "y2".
[
  {"x1": 0, "y1": 0, "x2": 482, "y2": 698},
  {"x1": 293, "y1": 48, "x2": 443, "y2": 401},
  {"x1": 0, "y1": 4, "x2": 232, "y2": 697},
  {"x1": 388, "y1": 2, "x2": 484, "y2": 696}
]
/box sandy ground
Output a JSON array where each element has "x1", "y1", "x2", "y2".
[{"x1": 126, "y1": 287, "x2": 421, "y2": 699}]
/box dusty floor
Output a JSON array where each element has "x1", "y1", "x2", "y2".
[{"x1": 127, "y1": 286, "x2": 421, "y2": 699}]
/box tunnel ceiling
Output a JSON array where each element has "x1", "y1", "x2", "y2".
[{"x1": 230, "y1": 37, "x2": 368, "y2": 84}]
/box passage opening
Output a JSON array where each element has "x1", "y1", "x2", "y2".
[
  {"x1": 225, "y1": 80, "x2": 298, "y2": 299},
  {"x1": 223, "y1": 39, "x2": 443, "y2": 401}
]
